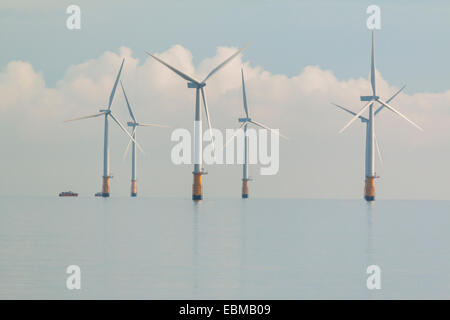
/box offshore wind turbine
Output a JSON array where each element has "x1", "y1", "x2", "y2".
[
  {"x1": 120, "y1": 81, "x2": 169, "y2": 197},
  {"x1": 231, "y1": 68, "x2": 287, "y2": 198},
  {"x1": 146, "y1": 43, "x2": 250, "y2": 201},
  {"x1": 333, "y1": 31, "x2": 422, "y2": 201},
  {"x1": 65, "y1": 59, "x2": 141, "y2": 197}
]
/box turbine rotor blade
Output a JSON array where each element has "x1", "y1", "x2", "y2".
[
  {"x1": 339, "y1": 99, "x2": 373, "y2": 133},
  {"x1": 241, "y1": 68, "x2": 249, "y2": 118},
  {"x1": 108, "y1": 58, "x2": 125, "y2": 110},
  {"x1": 120, "y1": 80, "x2": 136, "y2": 122},
  {"x1": 223, "y1": 122, "x2": 246, "y2": 150},
  {"x1": 374, "y1": 85, "x2": 406, "y2": 116},
  {"x1": 64, "y1": 112, "x2": 104, "y2": 122},
  {"x1": 370, "y1": 30, "x2": 376, "y2": 96},
  {"x1": 145, "y1": 51, "x2": 201, "y2": 84},
  {"x1": 249, "y1": 120, "x2": 288, "y2": 140},
  {"x1": 376, "y1": 98, "x2": 423, "y2": 131},
  {"x1": 374, "y1": 131, "x2": 383, "y2": 165},
  {"x1": 200, "y1": 88, "x2": 215, "y2": 157},
  {"x1": 138, "y1": 123, "x2": 172, "y2": 128},
  {"x1": 332, "y1": 103, "x2": 368, "y2": 122},
  {"x1": 386, "y1": 85, "x2": 406, "y2": 104},
  {"x1": 202, "y1": 42, "x2": 251, "y2": 83},
  {"x1": 109, "y1": 112, "x2": 144, "y2": 152},
  {"x1": 122, "y1": 127, "x2": 137, "y2": 160}
]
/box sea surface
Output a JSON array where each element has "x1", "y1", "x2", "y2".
[{"x1": 0, "y1": 197, "x2": 449, "y2": 299}]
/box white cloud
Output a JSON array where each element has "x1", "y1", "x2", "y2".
[{"x1": 0, "y1": 45, "x2": 449, "y2": 198}]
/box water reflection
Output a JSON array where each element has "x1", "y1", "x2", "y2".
[
  {"x1": 190, "y1": 200, "x2": 245, "y2": 298},
  {"x1": 365, "y1": 202, "x2": 376, "y2": 299},
  {"x1": 3, "y1": 197, "x2": 448, "y2": 299},
  {"x1": 192, "y1": 202, "x2": 199, "y2": 297},
  {"x1": 238, "y1": 200, "x2": 247, "y2": 297},
  {"x1": 366, "y1": 202, "x2": 375, "y2": 263}
]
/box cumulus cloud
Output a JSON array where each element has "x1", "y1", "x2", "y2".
[{"x1": 0, "y1": 45, "x2": 449, "y2": 198}]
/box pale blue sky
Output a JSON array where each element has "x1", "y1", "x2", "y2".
[{"x1": 1, "y1": 0, "x2": 449, "y2": 92}]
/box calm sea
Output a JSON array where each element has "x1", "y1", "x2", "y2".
[{"x1": 0, "y1": 197, "x2": 449, "y2": 299}]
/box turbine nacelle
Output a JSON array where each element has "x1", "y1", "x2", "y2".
[
  {"x1": 187, "y1": 82, "x2": 206, "y2": 89},
  {"x1": 127, "y1": 121, "x2": 138, "y2": 127},
  {"x1": 360, "y1": 95, "x2": 379, "y2": 102},
  {"x1": 99, "y1": 109, "x2": 110, "y2": 113},
  {"x1": 238, "y1": 117, "x2": 251, "y2": 123}
]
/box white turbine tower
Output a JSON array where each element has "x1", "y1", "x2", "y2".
[
  {"x1": 65, "y1": 59, "x2": 141, "y2": 197},
  {"x1": 146, "y1": 43, "x2": 250, "y2": 201},
  {"x1": 333, "y1": 31, "x2": 422, "y2": 201},
  {"x1": 120, "y1": 81, "x2": 169, "y2": 197},
  {"x1": 228, "y1": 68, "x2": 287, "y2": 198}
]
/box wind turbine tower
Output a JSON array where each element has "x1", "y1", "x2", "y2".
[
  {"x1": 65, "y1": 59, "x2": 141, "y2": 197},
  {"x1": 334, "y1": 31, "x2": 422, "y2": 201},
  {"x1": 146, "y1": 44, "x2": 250, "y2": 201},
  {"x1": 234, "y1": 68, "x2": 286, "y2": 198},
  {"x1": 120, "y1": 81, "x2": 168, "y2": 197}
]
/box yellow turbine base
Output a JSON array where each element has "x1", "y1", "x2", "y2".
[
  {"x1": 131, "y1": 180, "x2": 137, "y2": 197},
  {"x1": 102, "y1": 176, "x2": 110, "y2": 197},
  {"x1": 192, "y1": 173, "x2": 202, "y2": 201},
  {"x1": 242, "y1": 179, "x2": 249, "y2": 198},
  {"x1": 364, "y1": 176, "x2": 375, "y2": 201}
]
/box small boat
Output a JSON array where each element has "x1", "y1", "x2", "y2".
[{"x1": 59, "y1": 191, "x2": 78, "y2": 197}]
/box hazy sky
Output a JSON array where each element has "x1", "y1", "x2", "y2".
[{"x1": 0, "y1": 0, "x2": 449, "y2": 199}]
